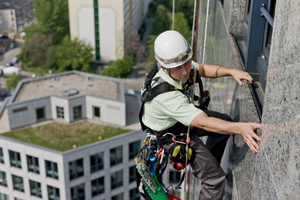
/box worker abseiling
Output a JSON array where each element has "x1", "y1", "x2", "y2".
[{"x1": 137, "y1": 30, "x2": 261, "y2": 200}]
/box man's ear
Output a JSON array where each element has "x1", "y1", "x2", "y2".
[{"x1": 161, "y1": 66, "x2": 168, "y2": 74}]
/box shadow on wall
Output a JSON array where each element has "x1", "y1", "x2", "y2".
[{"x1": 225, "y1": 96, "x2": 253, "y2": 200}]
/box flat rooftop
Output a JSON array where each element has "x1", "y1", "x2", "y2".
[
  {"x1": 2, "y1": 121, "x2": 129, "y2": 151},
  {"x1": 14, "y1": 72, "x2": 121, "y2": 102}
]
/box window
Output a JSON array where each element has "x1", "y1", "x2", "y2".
[
  {"x1": 111, "y1": 170, "x2": 123, "y2": 190},
  {"x1": 129, "y1": 188, "x2": 140, "y2": 200},
  {"x1": 12, "y1": 175, "x2": 24, "y2": 192},
  {"x1": 111, "y1": 193, "x2": 123, "y2": 200},
  {"x1": 91, "y1": 176, "x2": 104, "y2": 197},
  {"x1": 90, "y1": 152, "x2": 103, "y2": 173},
  {"x1": 27, "y1": 155, "x2": 39, "y2": 174},
  {"x1": 169, "y1": 171, "x2": 181, "y2": 183},
  {"x1": 69, "y1": 158, "x2": 84, "y2": 180},
  {"x1": 0, "y1": 193, "x2": 9, "y2": 200},
  {"x1": 234, "y1": 0, "x2": 277, "y2": 114},
  {"x1": 29, "y1": 180, "x2": 42, "y2": 198},
  {"x1": 129, "y1": 140, "x2": 140, "y2": 160},
  {"x1": 93, "y1": 106, "x2": 100, "y2": 118},
  {"x1": 13, "y1": 107, "x2": 27, "y2": 113},
  {"x1": 0, "y1": 148, "x2": 4, "y2": 163},
  {"x1": 56, "y1": 106, "x2": 64, "y2": 119},
  {"x1": 36, "y1": 107, "x2": 45, "y2": 121},
  {"x1": 129, "y1": 166, "x2": 136, "y2": 183},
  {"x1": 45, "y1": 160, "x2": 59, "y2": 179},
  {"x1": 110, "y1": 146, "x2": 122, "y2": 166},
  {"x1": 71, "y1": 184, "x2": 85, "y2": 200},
  {"x1": 94, "y1": 0, "x2": 100, "y2": 60},
  {"x1": 48, "y1": 185, "x2": 60, "y2": 200},
  {"x1": 0, "y1": 171, "x2": 7, "y2": 187},
  {"x1": 73, "y1": 105, "x2": 82, "y2": 120},
  {"x1": 9, "y1": 150, "x2": 21, "y2": 168}
]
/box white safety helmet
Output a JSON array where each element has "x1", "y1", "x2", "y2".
[{"x1": 154, "y1": 30, "x2": 193, "y2": 69}]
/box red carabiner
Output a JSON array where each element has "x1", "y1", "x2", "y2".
[{"x1": 172, "y1": 133, "x2": 190, "y2": 145}]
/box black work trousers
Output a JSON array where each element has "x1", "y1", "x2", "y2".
[{"x1": 164, "y1": 109, "x2": 232, "y2": 200}]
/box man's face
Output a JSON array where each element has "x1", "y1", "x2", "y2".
[{"x1": 169, "y1": 59, "x2": 191, "y2": 81}]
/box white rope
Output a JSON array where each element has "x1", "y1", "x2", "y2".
[
  {"x1": 172, "y1": 0, "x2": 175, "y2": 30},
  {"x1": 184, "y1": 0, "x2": 198, "y2": 199},
  {"x1": 202, "y1": 0, "x2": 210, "y2": 63},
  {"x1": 190, "y1": 0, "x2": 198, "y2": 48}
]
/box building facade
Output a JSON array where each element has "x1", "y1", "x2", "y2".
[
  {"x1": 68, "y1": 0, "x2": 150, "y2": 62},
  {"x1": 0, "y1": 10, "x2": 17, "y2": 33},
  {"x1": 0, "y1": 129, "x2": 145, "y2": 200},
  {"x1": 0, "y1": 0, "x2": 35, "y2": 33},
  {"x1": 190, "y1": 0, "x2": 300, "y2": 199},
  {"x1": 0, "y1": 71, "x2": 126, "y2": 133}
]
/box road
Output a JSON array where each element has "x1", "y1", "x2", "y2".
[
  {"x1": 0, "y1": 39, "x2": 25, "y2": 94},
  {"x1": 0, "y1": 39, "x2": 23, "y2": 67}
]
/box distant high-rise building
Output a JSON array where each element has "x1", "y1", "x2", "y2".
[
  {"x1": 0, "y1": 0, "x2": 35, "y2": 33},
  {"x1": 68, "y1": 0, "x2": 151, "y2": 62}
]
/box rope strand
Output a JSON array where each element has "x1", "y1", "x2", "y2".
[
  {"x1": 172, "y1": 0, "x2": 175, "y2": 30},
  {"x1": 184, "y1": 0, "x2": 198, "y2": 199},
  {"x1": 202, "y1": 0, "x2": 211, "y2": 63}
]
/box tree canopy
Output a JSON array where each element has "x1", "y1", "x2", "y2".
[
  {"x1": 101, "y1": 56, "x2": 135, "y2": 78},
  {"x1": 152, "y1": 5, "x2": 171, "y2": 36},
  {"x1": 34, "y1": 0, "x2": 70, "y2": 44},
  {"x1": 6, "y1": 73, "x2": 21, "y2": 91},
  {"x1": 53, "y1": 36, "x2": 93, "y2": 72}
]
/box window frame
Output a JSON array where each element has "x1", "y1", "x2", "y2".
[
  {"x1": 0, "y1": 171, "x2": 7, "y2": 187},
  {"x1": 90, "y1": 152, "x2": 104, "y2": 173},
  {"x1": 27, "y1": 155, "x2": 40, "y2": 174},
  {"x1": 73, "y1": 105, "x2": 82, "y2": 120},
  {"x1": 45, "y1": 160, "x2": 59, "y2": 179},
  {"x1": 91, "y1": 176, "x2": 105, "y2": 197},
  {"x1": 0, "y1": 148, "x2": 4, "y2": 163},
  {"x1": 36, "y1": 107, "x2": 45, "y2": 122},
  {"x1": 69, "y1": 158, "x2": 84, "y2": 180},
  {"x1": 47, "y1": 185, "x2": 60, "y2": 200},
  {"x1": 129, "y1": 188, "x2": 140, "y2": 200},
  {"x1": 129, "y1": 166, "x2": 136, "y2": 183},
  {"x1": 111, "y1": 170, "x2": 123, "y2": 190},
  {"x1": 110, "y1": 146, "x2": 123, "y2": 166},
  {"x1": 9, "y1": 150, "x2": 22, "y2": 169},
  {"x1": 234, "y1": 0, "x2": 276, "y2": 116},
  {"x1": 12, "y1": 174, "x2": 24, "y2": 192},
  {"x1": 29, "y1": 179, "x2": 42, "y2": 198},
  {"x1": 93, "y1": 106, "x2": 101, "y2": 118},
  {"x1": 70, "y1": 183, "x2": 85, "y2": 200},
  {"x1": 129, "y1": 140, "x2": 140, "y2": 160},
  {"x1": 56, "y1": 106, "x2": 64, "y2": 119}
]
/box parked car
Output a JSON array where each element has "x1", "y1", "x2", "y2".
[
  {"x1": 0, "y1": 93, "x2": 7, "y2": 101},
  {"x1": 0, "y1": 66, "x2": 20, "y2": 76}
]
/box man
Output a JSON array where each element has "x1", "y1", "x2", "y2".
[{"x1": 140, "y1": 30, "x2": 261, "y2": 199}]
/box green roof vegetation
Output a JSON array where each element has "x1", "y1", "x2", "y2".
[{"x1": 2, "y1": 121, "x2": 129, "y2": 151}]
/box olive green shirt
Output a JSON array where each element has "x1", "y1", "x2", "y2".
[{"x1": 142, "y1": 61, "x2": 203, "y2": 131}]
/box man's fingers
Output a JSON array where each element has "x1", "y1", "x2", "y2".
[
  {"x1": 247, "y1": 132, "x2": 260, "y2": 152},
  {"x1": 245, "y1": 137, "x2": 257, "y2": 153}
]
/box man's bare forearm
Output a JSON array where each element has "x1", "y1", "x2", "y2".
[{"x1": 191, "y1": 113, "x2": 239, "y2": 134}]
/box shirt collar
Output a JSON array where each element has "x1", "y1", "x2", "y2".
[{"x1": 157, "y1": 67, "x2": 184, "y2": 90}]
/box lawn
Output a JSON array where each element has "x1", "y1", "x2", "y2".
[{"x1": 2, "y1": 121, "x2": 129, "y2": 151}]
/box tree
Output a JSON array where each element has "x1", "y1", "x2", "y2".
[
  {"x1": 6, "y1": 73, "x2": 21, "y2": 91},
  {"x1": 152, "y1": 5, "x2": 171, "y2": 36},
  {"x1": 53, "y1": 36, "x2": 93, "y2": 72},
  {"x1": 34, "y1": 0, "x2": 69, "y2": 44},
  {"x1": 145, "y1": 35, "x2": 157, "y2": 72},
  {"x1": 19, "y1": 32, "x2": 54, "y2": 67},
  {"x1": 101, "y1": 56, "x2": 135, "y2": 78},
  {"x1": 171, "y1": 12, "x2": 191, "y2": 44}
]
